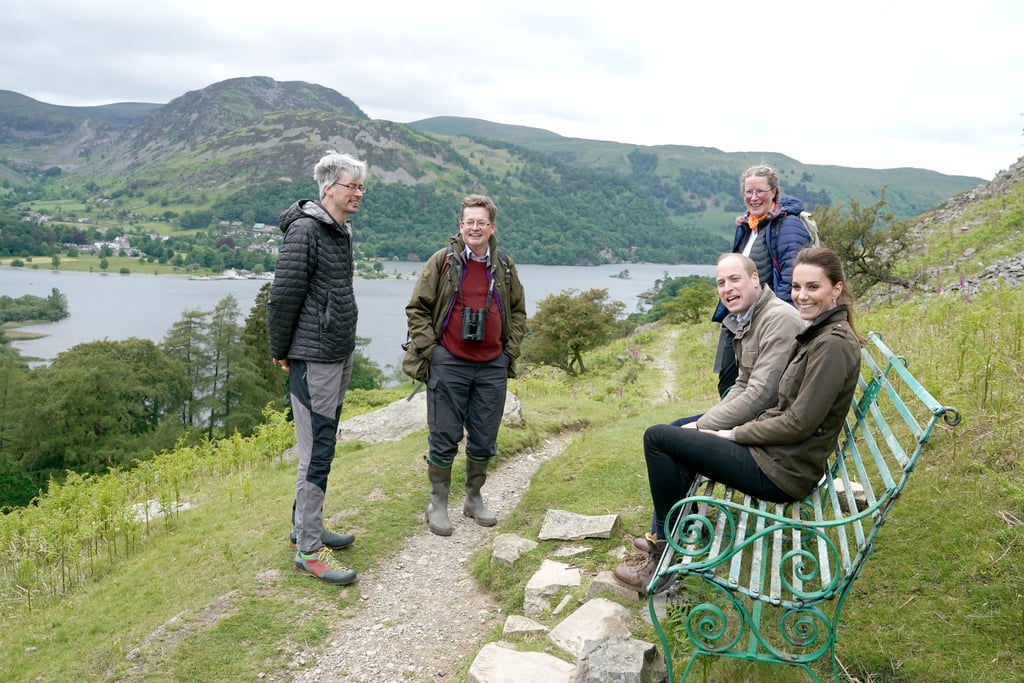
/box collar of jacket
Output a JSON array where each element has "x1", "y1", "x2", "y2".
[
  {"x1": 797, "y1": 305, "x2": 849, "y2": 342},
  {"x1": 738, "y1": 203, "x2": 782, "y2": 230},
  {"x1": 450, "y1": 235, "x2": 500, "y2": 266}
]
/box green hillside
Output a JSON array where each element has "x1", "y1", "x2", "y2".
[
  {"x1": 0, "y1": 76, "x2": 984, "y2": 265},
  {"x1": 411, "y1": 116, "x2": 983, "y2": 236},
  {"x1": 1, "y1": 157, "x2": 1022, "y2": 680}
]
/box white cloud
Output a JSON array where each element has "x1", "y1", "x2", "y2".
[{"x1": 2, "y1": 0, "x2": 1022, "y2": 178}]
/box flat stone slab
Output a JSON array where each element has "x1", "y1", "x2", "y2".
[
  {"x1": 548, "y1": 597, "x2": 631, "y2": 658},
  {"x1": 502, "y1": 615, "x2": 549, "y2": 637},
  {"x1": 551, "y1": 544, "x2": 590, "y2": 558},
  {"x1": 587, "y1": 570, "x2": 641, "y2": 601},
  {"x1": 574, "y1": 635, "x2": 667, "y2": 683},
  {"x1": 523, "y1": 560, "x2": 581, "y2": 617},
  {"x1": 466, "y1": 642, "x2": 574, "y2": 683},
  {"x1": 538, "y1": 509, "x2": 620, "y2": 540},
  {"x1": 492, "y1": 533, "x2": 538, "y2": 569}
]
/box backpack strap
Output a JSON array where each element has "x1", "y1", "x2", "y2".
[{"x1": 494, "y1": 248, "x2": 512, "y2": 285}]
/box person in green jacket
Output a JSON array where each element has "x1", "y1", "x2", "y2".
[
  {"x1": 618, "y1": 247, "x2": 861, "y2": 593},
  {"x1": 403, "y1": 194, "x2": 527, "y2": 536},
  {"x1": 615, "y1": 252, "x2": 805, "y2": 590}
]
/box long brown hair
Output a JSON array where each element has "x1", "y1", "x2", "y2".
[{"x1": 793, "y1": 247, "x2": 860, "y2": 340}]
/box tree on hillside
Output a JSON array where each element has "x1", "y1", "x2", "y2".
[
  {"x1": 815, "y1": 190, "x2": 913, "y2": 296},
  {"x1": 12, "y1": 339, "x2": 188, "y2": 480},
  {"x1": 162, "y1": 309, "x2": 212, "y2": 427},
  {"x1": 522, "y1": 288, "x2": 626, "y2": 375},
  {"x1": 0, "y1": 452, "x2": 36, "y2": 508},
  {"x1": 241, "y1": 283, "x2": 286, "y2": 412},
  {"x1": 209, "y1": 294, "x2": 279, "y2": 436},
  {"x1": 206, "y1": 296, "x2": 237, "y2": 433},
  {"x1": 632, "y1": 274, "x2": 717, "y2": 325},
  {"x1": 348, "y1": 337, "x2": 385, "y2": 390},
  {"x1": 0, "y1": 355, "x2": 27, "y2": 453},
  {"x1": 658, "y1": 279, "x2": 719, "y2": 324}
]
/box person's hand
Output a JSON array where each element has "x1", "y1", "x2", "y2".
[
  {"x1": 273, "y1": 358, "x2": 290, "y2": 372},
  {"x1": 680, "y1": 422, "x2": 699, "y2": 430},
  {"x1": 708, "y1": 428, "x2": 736, "y2": 441}
]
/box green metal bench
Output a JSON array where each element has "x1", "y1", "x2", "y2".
[{"x1": 647, "y1": 331, "x2": 961, "y2": 682}]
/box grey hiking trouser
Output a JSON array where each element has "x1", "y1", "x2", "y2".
[{"x1": 290, "y1": 357, "x2": 353, "y2": 553}]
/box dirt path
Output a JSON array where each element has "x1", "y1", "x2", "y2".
[
  {"x1": 289, "y1": 432, "x2": 577, "y2": 682},
  {"x1": 289, "y1": 327, "x2": 680, "y2": 682}
]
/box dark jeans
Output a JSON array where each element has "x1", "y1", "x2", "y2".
[
  {"x1": 426, "y1": 345, "x2": 508, "y2": 465},
  {"x1": 644, "y1": 423, "x2": 792, "y2": 540}
]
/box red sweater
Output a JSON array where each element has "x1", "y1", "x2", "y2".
[{"x1": 441, "y1": 259, "x2": 503, "y2": 362}]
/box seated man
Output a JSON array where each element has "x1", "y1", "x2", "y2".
[{"x1": 614, "y1": 252, "x2": 805, "y2": 590}]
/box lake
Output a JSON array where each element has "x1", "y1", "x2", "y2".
[{"x1": 1, "y1": 261, "x2": 715, "y2": 373}]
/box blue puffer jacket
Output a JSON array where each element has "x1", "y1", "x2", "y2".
[
  {"x1": 712, "y1": 195, "x2": 811, "y2": 323},
  {"x1": 267, "y1": 200, "x2": 357, "y2": 362}
]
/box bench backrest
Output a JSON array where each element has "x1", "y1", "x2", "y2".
[{"x1": 664, "y1": 331, "x2": 961, "y2": 608}]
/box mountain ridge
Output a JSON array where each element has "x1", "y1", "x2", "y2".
[{"x1": 0, "y1": 76, "x2": 990, "y2": 265}]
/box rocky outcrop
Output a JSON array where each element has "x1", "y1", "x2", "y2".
[{"x1": 468, "y1": 512, "x2": 669, "y2": 683}]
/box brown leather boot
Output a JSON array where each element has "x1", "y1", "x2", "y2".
[
  {"x1": 613, "y1": 555, "x2": 658, "y2": 590},
  {"x1": 632, "y1": 533, "x2": 661, "y2": 553},
  {"x1": 614, "y1": 538, "x2": 667, "y2": 591}
]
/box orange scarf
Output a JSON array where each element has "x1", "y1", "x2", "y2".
[{"x1": 746, "y1": 203, "x2": 776, "y2": 232}]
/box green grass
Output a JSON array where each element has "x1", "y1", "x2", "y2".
[
  {"x1": 2, "y1": 290, "x2": 1023, "y2": 681},
  {"x1": 0, "y1": 254, "x2": 196, "y2": 276},
  {"x1": 470, "y1": 294, "x2": 1024, "y2": 682}
]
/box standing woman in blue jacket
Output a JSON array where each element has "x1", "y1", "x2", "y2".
[{"x1": 712, "y1": 165, "x2": 812, "y2": 396}]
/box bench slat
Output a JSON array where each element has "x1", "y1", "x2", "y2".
[{"x1": 733, "y1": 491, "x2": 752, "y2": 592}]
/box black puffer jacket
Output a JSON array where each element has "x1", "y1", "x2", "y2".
[{"x1": 267, "y1": 200, "x2": 357, "y2": 362}]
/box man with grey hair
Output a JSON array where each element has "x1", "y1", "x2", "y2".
[{"x1": 268, "y1": 150, "x2": 366, "y2": 585}]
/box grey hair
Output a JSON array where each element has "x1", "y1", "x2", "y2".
[
  {"x1": 314, "y1": 151, "x2": 367, "y2": 198},
  {"x1": 739, "y1": 164, "x2": 780, "y2": 199}
]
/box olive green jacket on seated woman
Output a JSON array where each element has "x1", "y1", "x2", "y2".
[
  {"x1": 403, "y1": 234, "x2": 526, "y2": 383},
  {"x1": 736, "y1": 306, "x2": 861, "y2": 500}
]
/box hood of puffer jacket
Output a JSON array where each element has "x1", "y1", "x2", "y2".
[{"x1": 278, "y1": 200, "x2": 336, "y2": 234}]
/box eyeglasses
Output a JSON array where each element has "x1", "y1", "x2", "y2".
[
  {"x1": 461, "y1": 220, "x2": 491, "y2": 228},
  {"x1": 332, "y1": 182, "x2": 366, "y2": 193},
  {"x1": 743, "y1": 188, "x2": 773, "y2": 198}
]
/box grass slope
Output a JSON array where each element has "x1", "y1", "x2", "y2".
[{"x1": 2, "y1": 290, "x2": 1022, "y2": 681}]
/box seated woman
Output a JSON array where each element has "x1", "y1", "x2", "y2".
[{"x1": 614, "y1": 247, "x2": 863, "y2": 591}]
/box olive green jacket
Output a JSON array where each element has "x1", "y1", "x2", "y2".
[
  {"x1": 737, "y1": 307, "x2": 861, "y2": 499},
  {"x1": 403, "y1": 235, "x2": 526, "y2": 382}
]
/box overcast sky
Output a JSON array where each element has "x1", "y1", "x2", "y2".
[{"x1": 3, "y1": 0, "x2": 1022, "y2": 179}]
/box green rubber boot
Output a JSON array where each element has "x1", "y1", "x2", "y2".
[
  {"x1": 463, "y1": 459, "x2": 497, "y2": 527},
  {"x1": 426, "y1": 461, "x2": 453, "y2": 536}
]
